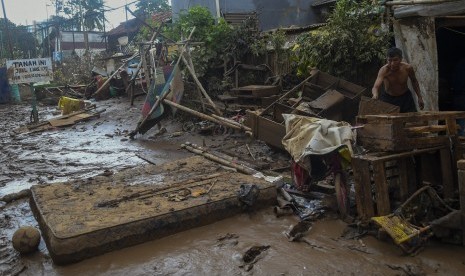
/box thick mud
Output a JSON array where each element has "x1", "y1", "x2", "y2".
[{"x1": 1, "y1": 98, "x2": 465, "y2": 275}]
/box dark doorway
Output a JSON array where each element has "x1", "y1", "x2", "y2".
[{"x1": 436, "y1": 19, "x2": 465, "y2": 111}]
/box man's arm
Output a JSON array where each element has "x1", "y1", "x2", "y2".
[
  {"x1": 407, "y1": 65, "x2": 424, "y2": 110},
  {"x1": 372, "y1": 67, "x2": 385, "y2": 99}
]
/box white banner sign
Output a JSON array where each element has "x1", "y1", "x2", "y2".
[{"x1": 6, "y1": 58, "x2": 53, "y2": 84}]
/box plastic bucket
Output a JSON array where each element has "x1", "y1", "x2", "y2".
[{"x1": 10, "y1": 84, "x2": 21, "y2": 103}]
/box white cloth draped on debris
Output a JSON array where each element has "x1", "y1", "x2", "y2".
[{"x1": 281, "y1": 114, "x2": 354, "y2": 170}]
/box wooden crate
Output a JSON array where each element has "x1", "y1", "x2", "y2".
[
  {"x1": 352, "y1": 146, "x2": 455, "y2": 220},
  {"x1": 356, "y1": 111, "x2": 465, "y2": 151},
  {"x1": 246, "y1": 110, "x2": 287, "y2": 150}
]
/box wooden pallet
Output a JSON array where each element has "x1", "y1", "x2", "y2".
[{"x1": 356, "y1": 111, "x2": 465, "y2": 151}]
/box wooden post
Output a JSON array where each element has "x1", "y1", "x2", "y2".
[
  {"x1": 373, "y1": 161, "x2": 390, "y2": 216},
  {"x1": 352, "y1": 158, "x2": 375, "y2": 220},
  {"x1": 457, "y1": 159, "x2": 465, "y2": 246},
  {"x1": 398, "y1": 158, "x2": 410, "y2": 201},
  {"x1": 440, "y1": 148, "x2": 455, "y2": 199}
]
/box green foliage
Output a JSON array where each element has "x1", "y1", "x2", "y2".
[
  {"x1": 164, "y1": 7, "x2": 234, "y2": 78},
  {"x1": 135, "y1": 0, "x2": 170, "y2": 17},
  {"x1": 292, "y1": 0, "x2": 392, "y2": 81},
  {"x1": 227, "y1": 17, "x2": 264, "y2": 59}
]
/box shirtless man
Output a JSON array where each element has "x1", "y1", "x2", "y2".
[{"x1": 372, "y1": 47, "x2": 424, "y2": 112}]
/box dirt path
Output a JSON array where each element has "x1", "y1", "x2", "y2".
[{"x1": 1, "y1": 98, "x2": 465, "y2": 275}]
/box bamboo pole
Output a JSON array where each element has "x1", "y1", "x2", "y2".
[
  {"x1": 211, "y1": 114, "x2": 252, "y2": 132},
  {"x1": 181, "y1": 143, "x2": 258, "y2": 175},
  {"x1": 162, "y1": 98, "x2": 243, "y2": 130},
  {"x1": 185, "y1": 46, "x2": 205, "y2": 112},
  {"x1": 127, "y1": 22, "x2": 165, "y2": 100},
  {"x1": 181, "y1": 53, "x2": 222, "y2": 115},
  {"x1": 133, "y1": 27, "x2": 196, "y2": 135}
]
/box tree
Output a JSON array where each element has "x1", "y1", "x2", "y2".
[
  {"x1": 292, "y1": 0, "x2": 392, "y2": 84},
  {"x1": 0, "y1": 19, "x2": 38, "y2": 59},
  {"x1": 51, "y1": 0, "x2": 106, "y2": 31},
  {"x1": 135, "y1": 0, "x2": 170, "y2": 17}
]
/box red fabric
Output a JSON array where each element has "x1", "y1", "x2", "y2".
[{"x1": 291, "y1": 160, "x2": 311, "y2": 192}]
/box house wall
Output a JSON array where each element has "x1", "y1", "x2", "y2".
[
  {"x1": 393, "y1": 17, "x2": 438, "y2": 111},
  {"x1": 171, "y1": 0, "x2": 321, "y2": 31}
]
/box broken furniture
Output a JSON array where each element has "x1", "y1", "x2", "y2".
[
  {"x1": 246, "y1": 70, "x2": 367, "y2": 149},
  {"x1": 352, "y1": 145, "x2": 455, "y2": 220},
  {"x1": 353, "y1": 111, "x2": 465, "y2": 220},
  {"x1": 371, "y1": 186, "x2": 456, "y2": 254},
  {"x1": 30, "y1": 156, "x2": 279, "y2": 265}
]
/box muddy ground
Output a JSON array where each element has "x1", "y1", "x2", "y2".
[{"x1": 1, "y1": 97, "x2": 465, "y2": 275}]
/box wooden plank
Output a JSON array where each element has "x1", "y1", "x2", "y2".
[
  {"x1": 373, "y1": 161, "x2": 390, "y2": 216},
  {"x1": 308, "y1": 89, "x2": 345, "y2": 110},
  {"x1": 358, "y1": 146, "x2": 445, "y2": 162},
  {"x1": 393, "y1": 0, "x2": 465, "y2": 19},
  {"x1": 404, "y1": 125, "x2": 448, "y2": 134},
  {"x1": 231, "y1": 85, "x2": 280, "y2": 97},
  {"x1": 457, "y1": 163, "x2": 465, "y2": 246},
  {"x1": 406, "y1": 157, "x2": 418, "y2": 195},
  {"x1": 256, "y1": 116, "x2": 286, "y2": 149},
  {"x1": 48, "y1": 113, "x2": 95, "y2": 127},
  {"x1": 440, "y1": 148, "x2": 455, "y2": 199},
  {"x1": 352, "y1": 158, "x2": 375, "y2": 219},
  {"x1": 398, "y1": 158, "x2": 409, "y2": 201},
  {"x1": 357, "y1": 96, "x2": 400, "y2": 116},
  {"x1": 446, "y1": 117, "x2": 458, "y2": 135},
  {"x1": 357, "y1": 123, "x2": 394, "y2": 139},
  {"x1": 357, "y1": 111, "x2": 465, "y2": 124}
]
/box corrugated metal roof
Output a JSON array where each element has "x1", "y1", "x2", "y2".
[
  {"x1": 106, "y1": 11, "x2": 172, "y2": 37},
  {"x1": 223, "y1": 12, "x2": 258, "y2": 27},
  {"x1": 312, "y1": 0, "x2": 336, "y2": 7}
]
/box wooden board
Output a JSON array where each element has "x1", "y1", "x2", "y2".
[
  {"x1": 30, "y1": 156, "x2": 278, "y2": 265},
  {"x1": 48, "y1": 113, "x2": 94, "y2": 127},
  {"x1": 230, "y1": 85, "x2": 280, "y2": 97},
  {"x1": 358, "y1": 96, "x2": 400, "y2": 116},
  {"x1": 308, "y1": 89, "x2": 345, "y2": 110}
]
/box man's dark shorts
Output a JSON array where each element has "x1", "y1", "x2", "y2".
[{"x1": 380, "y1": 90, "x2": 417, "y2": 113}]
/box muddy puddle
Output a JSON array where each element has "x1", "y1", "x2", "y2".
[{"x1": 2, "y1": 98, "x2": 465, "y2": 275}]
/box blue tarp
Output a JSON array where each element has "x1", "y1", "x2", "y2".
[{"x1": 0, "y1": 67, "x2": 10, "y2": 104}]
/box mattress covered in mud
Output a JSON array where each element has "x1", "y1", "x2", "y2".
[{"x1": 30, "y1": 156, "x2": 278, "y2": 265}]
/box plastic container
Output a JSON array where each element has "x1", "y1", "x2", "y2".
[
  {"x1": 10, "y1": 84, "x2": 21, "y2": 103},
  {"x1": 58, "y1": 96, "x2": 84, "y2": 115}
]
